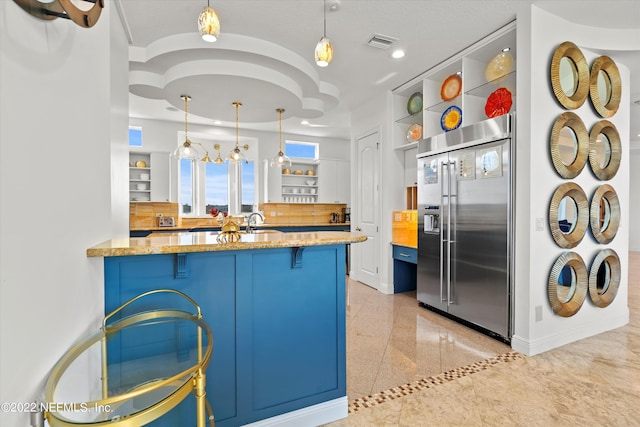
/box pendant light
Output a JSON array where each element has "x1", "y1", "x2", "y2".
[
  {"x1": 271, "y1": 108, "x2": 292, "y2": 168},
  {"x1": 172, "y1": 95, "x2": 206, "y2": 160},
  {"x1": 314, "y1": 0, "x2": 333, "y2": 67},
  {"x1": 228, "y1": 101, "x2": 247, "y2": 163},
  {"x1": 198, "y1": 0, "x2": 220, "y2": 42}
]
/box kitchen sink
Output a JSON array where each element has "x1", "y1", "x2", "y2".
[{"x1": 240, "y1": 229, "x2": 283, "y2": 234}]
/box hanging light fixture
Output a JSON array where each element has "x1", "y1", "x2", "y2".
[
  {"x1": 171, "y1": 95, "x2": 207, "y2": 161},
  {"x1": 198, "y1": 0, "x2": 220, "y2": 42},
  {"x1": 271, "y1": 108, "x2": 292, "y2": 168},
  {"x1": 314, "y1": 0, "x2": 333, "y2": 67},
  {"x1": 228, "y1": 101, "x2": 248, "y2": 163},
  {"x1": 213, "y1": 144, "x2": 225, "y2": 164}
]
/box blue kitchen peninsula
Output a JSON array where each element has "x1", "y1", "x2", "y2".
[{"x1": 87, "y1": 231, "x2": 365, "y2": 426}]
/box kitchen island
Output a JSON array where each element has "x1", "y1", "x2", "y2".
[{"x1": 87, "y1": 230, "x2": 365, "y2": 427}]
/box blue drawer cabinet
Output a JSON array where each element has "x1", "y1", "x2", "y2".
[
  {"x1": 392, "y1": 245, "x2": 417, "y2": 264},
  {"x1": 392, "y1": 244, "x2": 417, "y2": 293}
]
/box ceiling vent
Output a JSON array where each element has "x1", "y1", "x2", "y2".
[{"x1": 367, "y1": 34, "x2": 398, "y2": 50}]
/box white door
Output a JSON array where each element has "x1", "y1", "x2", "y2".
[{"x1": 356, "y1": 131, "x2": 380, "y2": 289}]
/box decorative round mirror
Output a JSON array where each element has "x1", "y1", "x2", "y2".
[
  {"x1": 550, "y1": 42, "x2": 590, "y2": 110},
  {"x1": 590, "y1": 184, "x2": 620, "y2": 244},
  {"x1": 589, "y1": 120, "x2": 621, "y2": 180},
  {"x1": 548, "y1": 251, "x2": 588, "y2": 317},
  {"x1": 550, "y1": 112, "x2": 589, "y2": 179},
  {"x1": 588, "y1": 249, "x2": 621, "y2": 308},
  {"x1": 549, "y1": 182, "x2": 589, "y2": 248},
  {"x1": 589, "y1": 56, "x2": 622, "y2": 118}
]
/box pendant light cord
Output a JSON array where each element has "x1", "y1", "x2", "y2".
[
  {"x1": 323, "y1": 0, "x2": 327, "y2": 37},
  {"x1": 234, "y1": 102, "x2": 240, "y2": 149},
  {"x1": 278, "y1": 108, "x2": 284, "y2": 151},
  {"x1": 183, "y1": 95, "x2": 190, "y2": 141}
]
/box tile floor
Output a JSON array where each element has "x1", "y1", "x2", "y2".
[{"x1": 324, "y1": 251, "x2": 639, "y2": 426}]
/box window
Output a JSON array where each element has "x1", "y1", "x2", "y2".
[
  {"x1": 128, "y1": 127, "x2": 143, "y2": 147},
  {"x1": 178, "y1": 159, "x2": 255, "y2": 216},
  {"x1": 205, "y1": 162, "x2": 229, "y2": 214},
  {"x1": 241, "y1": 161, "x2": 254, "y2": 213},
  {"x1": 179, "y1": 159, "x2": 194, "y2": 214},
  {"x1": 285, "y1": 141, "x2": 318, "y2": 160}
]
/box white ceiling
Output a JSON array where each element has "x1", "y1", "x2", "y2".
[{"x1": 119, "y1": 0, "x2": 640, "y2": 142}]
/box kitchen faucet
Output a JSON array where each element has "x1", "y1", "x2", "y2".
[{"x1": 246, "y1": 212, "x2": 264, "y2": 233}]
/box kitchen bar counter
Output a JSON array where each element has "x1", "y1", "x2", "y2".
[
  {"x1": 88, "y1": 230, "x2": 364, "y2": 257},
  {"x1": 89, "y1": 230, "x2": 364, "y2": 426}
]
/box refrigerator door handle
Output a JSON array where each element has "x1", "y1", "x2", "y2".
[
  {"x1": 448, "y1": 160, "x2": 456, "y2": 304},
  {"x1": 440, "y1": 160, "x2": 447, "y2": 303}
]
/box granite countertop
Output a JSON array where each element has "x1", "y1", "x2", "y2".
[{"x1": 87, "y1": 230, "x2": 366, "y2": 257}]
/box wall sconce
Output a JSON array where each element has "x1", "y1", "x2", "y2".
[{"x1": 13, "y1": 0, "x2": 103, "y2": 28}]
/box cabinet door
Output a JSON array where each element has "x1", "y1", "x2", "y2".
[
  {"x1": 334, "y1": 160, "x2": 350, "y2": 204},
  {"x1": 150, "y1": 152, "x2": 170, "y2": 202},
  {"x1": 317, "y1": 160, "x2": 336, "y2": 203},
  {"x1": 266, "y1": 164, "x2": 283, "y2": 202}
]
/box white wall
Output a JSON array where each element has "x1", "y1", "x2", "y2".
[
  {"x1": 630, "y1": 150, "x2": 640, "y2": 250},
  {"x1": 511, "y1": 6, "x2": 637, "y2": 355},
  {"x1": 129, "y1": 117, "x2": 350, "y2": 206},
  {"x1": 0, "y1": 4, "x2": 128, "y2": 426}
]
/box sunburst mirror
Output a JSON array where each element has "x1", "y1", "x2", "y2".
[
  {"x1": 550, "y1": 41, "x2": 590, "y2": 110},
  {"x1": 548, "y1": 251, "x2": 588, "y2": 317},
  {"x1": 550, "y1": 112, "x2": 589, "y2": 179}
]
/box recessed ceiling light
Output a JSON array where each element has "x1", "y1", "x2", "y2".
[
  {"x1": 214, "y1": 120, "x2": 222, "y2": 125},
  {"x1": 391, "y1": 49, "x2": 405, "y2": 59},
  {"x1": 502, "y1": 47, "x2": 511, "y2": 52},
  {"x1": 301, "y1": 120, "x2": 310, "y2": 125}
]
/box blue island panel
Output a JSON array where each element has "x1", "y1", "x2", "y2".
[{"x1": 104, "y1": 244, "x2": 346, "y2": 426}]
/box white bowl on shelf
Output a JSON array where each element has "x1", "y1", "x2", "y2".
[
  {"x1": 136, "y1": 183, "x2": 146, "y2": 191},
  {"x1": 140, "y1": 173, "x2": 150, "y2": 180},
  {"x1": 305, "y1": 180, "x2": 315, "y2": 186}
]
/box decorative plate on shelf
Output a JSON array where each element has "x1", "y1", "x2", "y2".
[
  {"x1": 406, "y1": 123, "x2": 423, "y2": 142},
  {"x1": 485, "y1": 51, "x2": 513, "y2": 82},
  {"x1": 440, "y1": 74, "x2": 462, "y2": 101},
  {"x1": 135, "y1": 160, "x2": 147, "y2": 168},
  {"x1": 440, "y1": 106, "x2": 462, "y2": 131},
  {"x1": 484, "y1": 87, "x2": 513, "y2": 118},
  {"x1": 407, "y1": 92, "x2": 423, "y2": 115}
]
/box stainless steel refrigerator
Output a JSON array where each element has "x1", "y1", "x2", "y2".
[{"x1": 417, "y1": 114, "x2": 512, "y2": 341}]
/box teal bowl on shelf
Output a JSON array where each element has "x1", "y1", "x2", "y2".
[{"x1": 407, "y1": 92, "x2": 423, "y2": 115}]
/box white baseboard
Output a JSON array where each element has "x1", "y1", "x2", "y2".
[
  {"x1": 511, "y1": 309, "x2": 630, "y2": 356},
  {"x1": 377, "y1": 281, "x2": 394, "y2": 295},
  {"x1": 242, "y1": 396, "x2": 348, "y2": 427}
]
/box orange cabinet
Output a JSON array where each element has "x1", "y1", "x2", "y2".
[{"x1": 391, "y1": 210, "x2": 418, "y2": 248}]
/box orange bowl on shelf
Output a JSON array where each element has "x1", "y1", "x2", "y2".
[
  {"x1": 406, "y1": 123, "x2": 422, "y2": 142},
  {"x1": 440, "y1": 74, "x2": 462, "y2": 101},
  {"x1": 293, "y1": 170, "x2": 303, "y2": 175}
]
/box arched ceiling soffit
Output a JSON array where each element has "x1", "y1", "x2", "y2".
[{"x1": 129, "y1": 33, "x2": 340, "y2": 123}]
